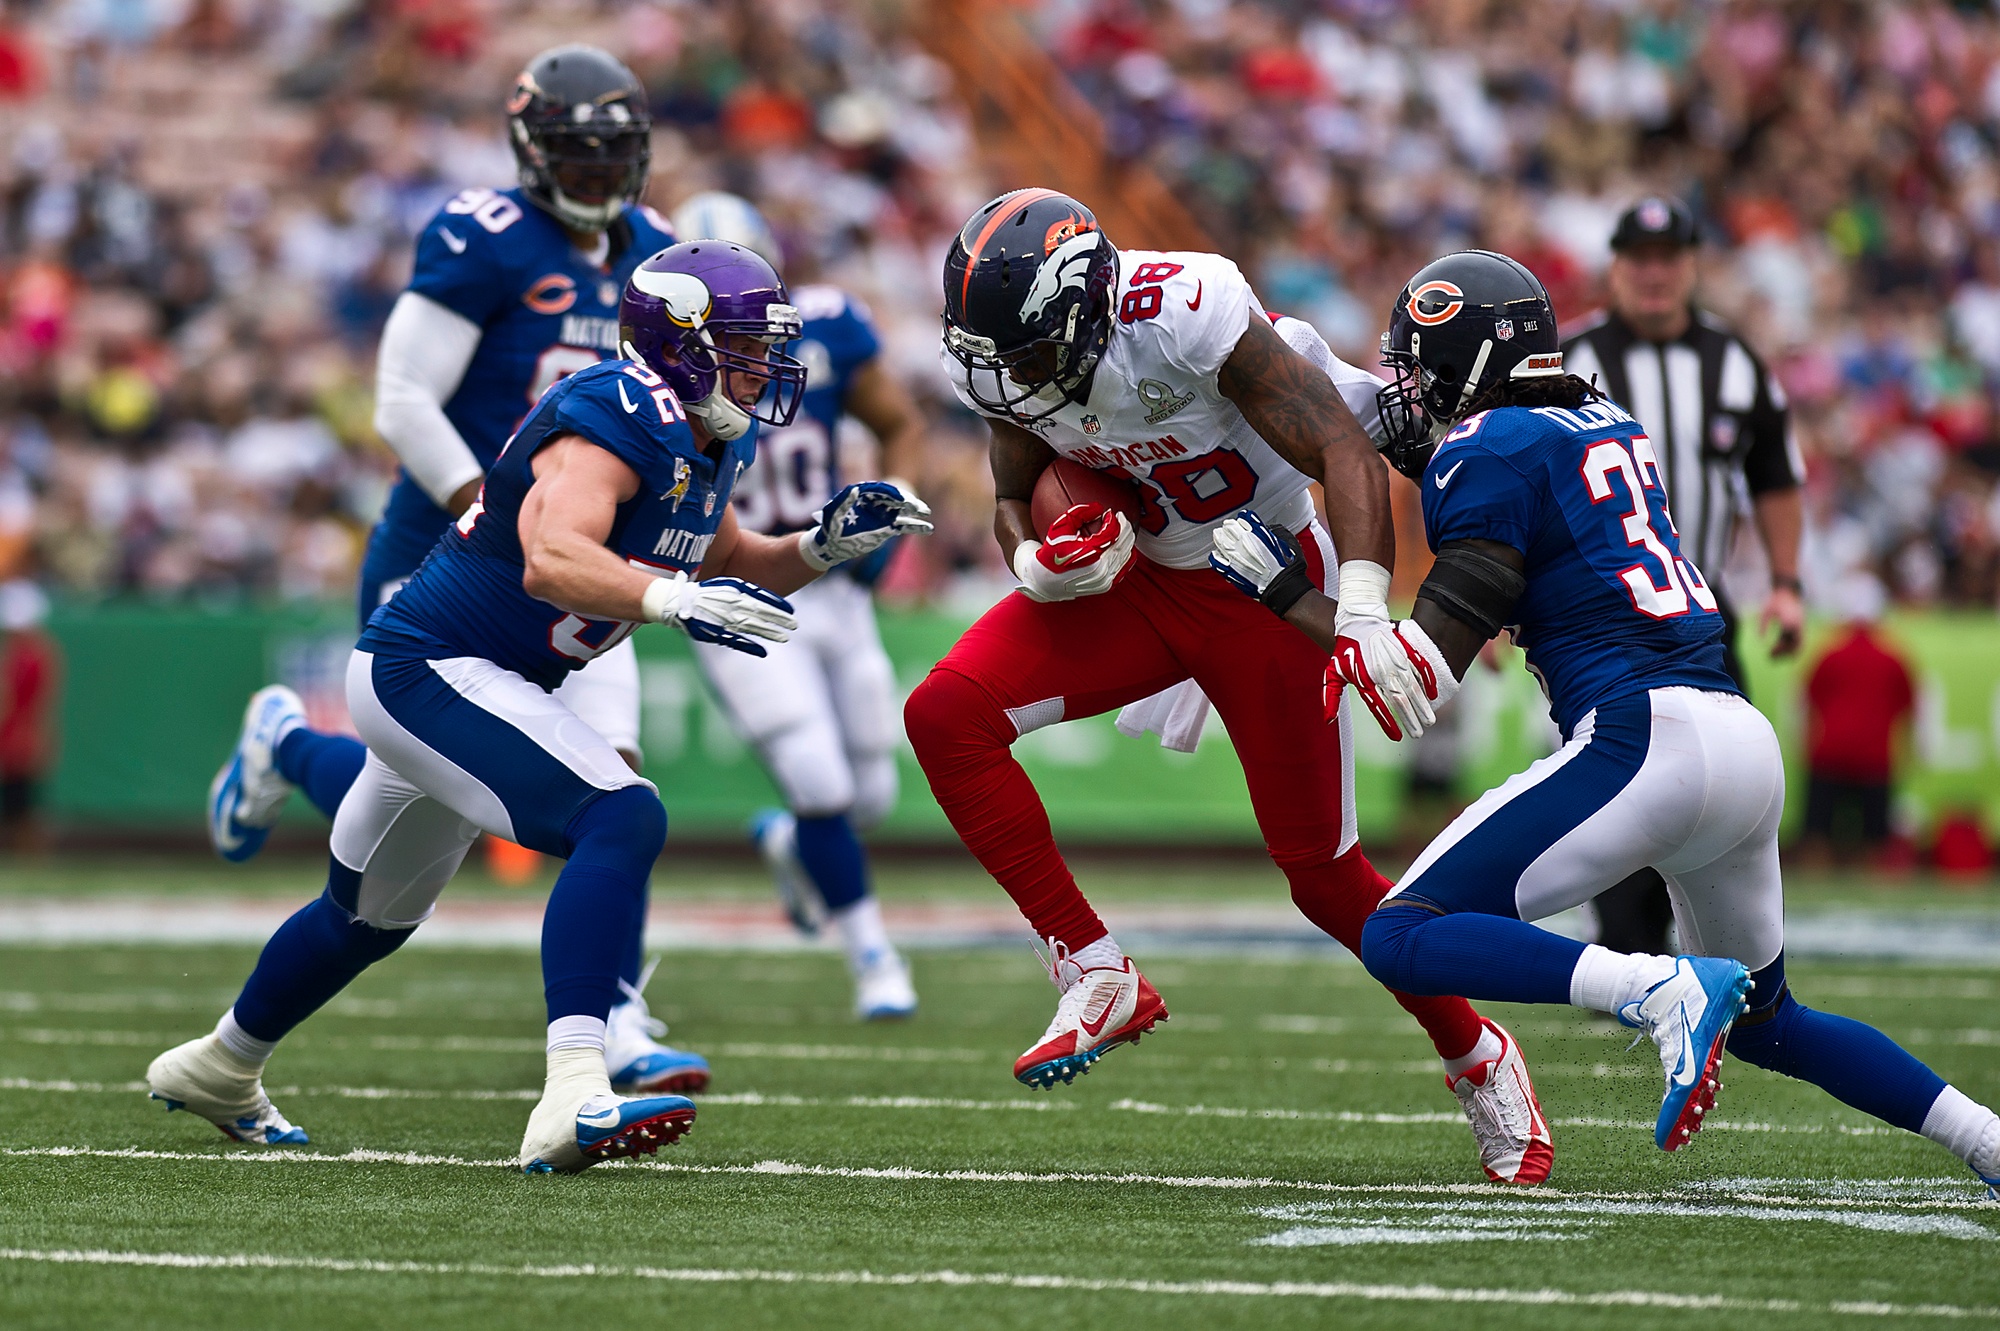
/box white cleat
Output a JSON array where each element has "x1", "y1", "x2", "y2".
[
  {"x1": 1013, "y1": 948, "x2": 1168, "y2": 1089},
  {"x1": 751, "y1": 808, "x2": 823, "y2": 936},
  {"x1": 207, "y1": 685, "x2": 305, "y2": 863},
  {"x1": 605, "y1": 964, "x2": 710, "y2": 1095},
  {"x1": 146, "y1": 1033, "x2": 307, "y2": 1146},
  {"x1": 518, "y1": 1083, "x2": 696, "y2": 1175},
  {"x1": 854, "y1": 949, "x2": 917, "y2": 1021},
  {"x1": 1446, "y1": 1020, "x2": 1553, "y2": 1185}
]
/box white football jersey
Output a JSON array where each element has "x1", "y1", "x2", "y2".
[{"x1": 946, "y1": 248, "x2": 1387, "y2": 569}]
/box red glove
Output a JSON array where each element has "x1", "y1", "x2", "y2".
[
  {"x1": 1323, "y1": 621, "x2": 1453, "y2": 742},
  {"x1": 1014, "y1": 503, "x2": 1137, "y2": 601}
]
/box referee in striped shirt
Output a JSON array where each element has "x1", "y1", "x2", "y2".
[{"x1": 1562, "y1": 196, "x2": 1807, "y2": 955}]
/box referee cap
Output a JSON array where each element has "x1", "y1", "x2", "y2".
[{"x1": 1610, "y1": 196, "x2": 1699, "y2": 252}]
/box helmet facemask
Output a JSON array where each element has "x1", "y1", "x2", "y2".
[{"x1": 944, "y1": 299, "x2": 1108, "y2": 427}]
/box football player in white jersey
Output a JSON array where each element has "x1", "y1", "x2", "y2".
[
  {"x1": 902, "y1": 188, "x2": 1553, "y2": 1185},
  {"x1": 670, "y1": 192, "x2": 922, "y2": 1020}
]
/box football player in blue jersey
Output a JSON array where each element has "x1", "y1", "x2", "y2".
[
  {"x1": 204, "y1": 45, "x2": 704, "y2": 1094},
  {"x1": 149, "y1": 243, "x2": 932, "y2": 1171},
  {"x1": 669, "y1": 192, "x2": 924, "y2": 1020},
  {"x1": 1210, "y1": 250, "x2": 2000, "y2": 1192}
]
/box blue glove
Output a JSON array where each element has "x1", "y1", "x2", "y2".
[
  {"x1": 1208, "y1": 511, "x2": 1311, "y2": 613},
  {"x1": 799, "y1": 481, "x2": 933, "y2": 571},
  {"x1": 644, "y1": 572, "x2": 797, "y2": 658}
]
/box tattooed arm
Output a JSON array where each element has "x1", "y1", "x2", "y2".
[
  {"x1": 1216, "y1": 312, "x2": 1394, "y2": 571},
  {"x1": 989, "y1": 418, "x2": 1058, "y2": 566}
]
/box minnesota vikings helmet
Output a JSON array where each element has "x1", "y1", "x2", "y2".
[
  {"x1": 942, "y1": 188, "x2": 1118, "y2": 425},
  {"x1": 620, "y1": 242, "x2": 806, "y2": 442}
]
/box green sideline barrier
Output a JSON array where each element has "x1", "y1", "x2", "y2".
[{"x1": 38, "y1": 602, "x2": 2000, "y2": 842}]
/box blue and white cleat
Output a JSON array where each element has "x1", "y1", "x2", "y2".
[
  {"x1": 1619, "y1": 955, "x2": 1753, "y2": 1151},
  {"x1": 606, "y1": 964, "x2": 711, "y2": 1095},
  {"x1": 207, "y1": 685, "x2": 306, "y2": 863},
  {"x1": 146, "y1": 1032, "x2": 308, "y2": 1146},
  {"x1": 854, "y1": 948, "x2": 917, "y2": 1022},
  {"x1": 751, "y1": 808, "x2": 823, "y2": 936},
  {"x1": 519, "y1": 1087, "x2": 696, "y2": 1175}
]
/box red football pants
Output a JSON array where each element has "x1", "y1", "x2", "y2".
[{"x1": 904, "y1": 541, "x2": 1484, "y2": 1060}]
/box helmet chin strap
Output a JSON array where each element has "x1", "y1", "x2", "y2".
[{"x1": 688, "y1": 392, "x2": 752, "y2": 441}]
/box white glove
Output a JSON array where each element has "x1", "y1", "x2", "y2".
[
  {"x1": 641, "y1": 572, "x2": 797, "y2": 658},
  {"x1": 1012, "y1": 506, "x2": 1136, "y2": 601},
  {"x1": 798, "y1": 480, "x2": 934, "y2": 571}
]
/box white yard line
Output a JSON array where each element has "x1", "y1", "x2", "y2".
[
  {"x1": 2, "y1": 1145, "x2": 1985, "y2": 1210},
  {"x1": 0, "y1": 1246, "x2": 1991, "y2": 1318}
]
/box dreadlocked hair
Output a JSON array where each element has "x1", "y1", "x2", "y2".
[{"x1": 1460, "y1": 373, "x2": 1603, "y2": 418}]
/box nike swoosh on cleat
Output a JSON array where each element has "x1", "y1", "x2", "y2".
[
  {"x1": 1079, "y1": 993, "x2": 1121, "y2": 1039},
  {"x1": 1186, "y1": 280, "x2": 1203, "y2": 311},
  {"x1": 1670, "y1": 1007, "x2": 1698, "y2": 1089},
  {"x1": 578, "y1": 1105, "x2": 623, "y2": 1129}
]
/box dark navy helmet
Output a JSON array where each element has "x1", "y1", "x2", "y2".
[
  {"x1": 1376, "y1": 250, "x2": 1563, "y2": 479},
  {"x1": 508, "y1": 45, "x2": 652, "y2": 232},
  {"x1": 942, "y1": 188, "x2": 1118, "y2": 425},
  {"x1": 620, "y1": 242, "x2": 805, "y2": 441}
]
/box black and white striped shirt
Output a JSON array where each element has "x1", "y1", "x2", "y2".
[{"x1": 1562, "y1": 309, "x2": 1803, "y2": 590}]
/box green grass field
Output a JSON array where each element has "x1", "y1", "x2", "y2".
[{"x1": 3, "y1": 856, "x2": 1999, "y2": 1328}]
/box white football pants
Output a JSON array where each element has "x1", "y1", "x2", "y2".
[{"x1": 691, "y1": 574, "x2": 899, "y2": 827}]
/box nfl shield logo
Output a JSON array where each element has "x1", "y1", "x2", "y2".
[
  {"x1": 1081, "y1": 415, "x2": 1101, "y2": 435},
  {"x1": 703, "y1": 490, "x2": 716, "y2": 517},
  {"x1": 1494, "y1": 319, "x2": 1515, "y2": 341},
  {"x1": 600, "y1": 281, "x2": 619, "y2": 306}
]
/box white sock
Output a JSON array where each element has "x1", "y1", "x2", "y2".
[
  {"x1": 1442, "y1": 1023, "x2": 1503, "y2": 1080},
  {"x1": 1070, "y1": 935, "x2": 1123, "y2": 971},
  {"x1": 1922, "y1": 1085, "x2": 2000, "y2": 1173},
  {"x1": 832, "y1": 896, "x2": 895, "y2": 974},
  {"x1": 546, "y1": 1015, "x2": 607, "y2": 1055},
  {"x1": 215, "y1": 1009, "x2": 277, "y2": 1067},
  {"x1": 1568, "y1": 945, "x2": 1678, "y2": 1015}
]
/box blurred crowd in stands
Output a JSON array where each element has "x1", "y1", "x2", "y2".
[
  {"x1": 1, "y1": 0, "x2": 1999, "y2": 629},
  {"x1": 0, "y1": 0, "x2": 997, "y2": 609},
  {"x1": 1044, "y1": 0, "x2": 2000, "y2": 619}
]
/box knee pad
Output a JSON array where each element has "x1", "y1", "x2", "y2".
[
  {"x1": 1358, "y1": 903, "x2": 1429, "y2": 990},
  {"x1": 847, "y1": 753, "x2": 899, "y2": 832},
  {"x1": 312, "y1": 872, "x2": 415, "y2": 967},
  {"x1": 903, "y1": 668, "x2": 1008, "y2": 769},
  {"x1": 564, "y1": 785, "x2": 667, "y2": 875}
]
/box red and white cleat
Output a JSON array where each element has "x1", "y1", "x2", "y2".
[
  {"x1": 1447, "y1": 1019, "x2": 1553, "y2": 1185},
  {"x1": 1014, "y1": 949, "x2": 1168, "y2": 1089}
]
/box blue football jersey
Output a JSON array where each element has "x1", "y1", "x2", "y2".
[
  {"x1": 361, "y1": 359, "x2": 753, "y2": 692},
  {"x1": 368, "y1": 187, "x2": 677, "y2": 592},
  {"x1": 728, "y1": 284, "x2": 881, "y2": 535},
  {"x1": 1421, "y1": 397, "x2": 1739, "y2": 736}
]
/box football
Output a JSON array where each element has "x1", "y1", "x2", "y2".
[{"x1": 1030, "y1": 457, "x2": 1141, "y2": 537}]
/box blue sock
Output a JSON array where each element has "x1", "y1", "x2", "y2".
[
  {"x1": 1728, "y1": 955, "x2": 1948, "y2": 1134},
  {"x1": 542, "y1": 787, "x2": 666, "y2": 1025},
  {"x1": 1361, "y1": 903, "x2": 1585, "y2": 1006},
  {"x1": 794, "y1": 812, "x2": 869, "y2": 912},
  {"x1": 231, "y1": 858, "x2": 415, "y2": 1042},
  {"x1": 275, "y1": 728, "x2": 367, "y2": 822},
  {"x1": 619, "y1": 874, "x2": 650, "y2": 991}
]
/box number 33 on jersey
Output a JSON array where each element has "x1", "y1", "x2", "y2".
[{"x1": 1421, "y1": 396, "x2": 1738, "y2": 738}]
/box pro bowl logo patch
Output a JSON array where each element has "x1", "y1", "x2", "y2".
[
  {"x1": 1406, "y1": 280, "x2": 1465, "y2": 327},
  {"x1": 1080, "y1": 414, "x2": 1101, "y2": 435},
  {"x1": 1494, "y1": 318, "x2": 1514, "y2": 341},
  {"x1": 523, "y1": 273, "x2": 578, "y2": 316},
  {"x1": 1136, "y1": 378, "x2": 1195, "y2": 425}
]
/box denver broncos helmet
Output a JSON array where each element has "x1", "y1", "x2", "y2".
[
  {"x1": 1377, "y1": 250, "x2": 1563, "y2": 479},
  {"x1": 942, "y1": 189, "x2": 1118, "y2": 425}
]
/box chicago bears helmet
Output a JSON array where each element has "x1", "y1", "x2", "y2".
[
  {"x1": 621, "y1": 242, "x2": 806, "y2": 442},
  {"x1": 1377, "y1": 250, "x2": 1563, "y2": 479},
  {"x1": 942, "y1": 189, "x2": 1118, "y2": 425},
  {"x1": 508, "y1": 45, "x2": 652, "y2": 232}
]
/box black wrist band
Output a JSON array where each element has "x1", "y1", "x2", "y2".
[
  {"x1": 1771, "y1": 574, "x2": 1803, "y2": 593},
  {"x1": 1260, "y1": 559, "x2": 1315, "y2": 617}
]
